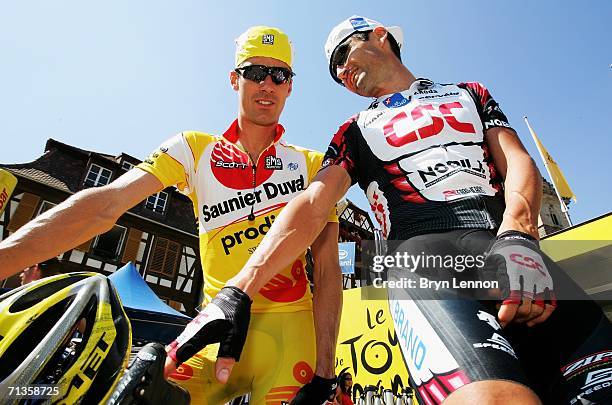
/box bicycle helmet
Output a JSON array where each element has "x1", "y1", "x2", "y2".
[{"x1": 0, "y1": 272, "x2": 131, "y2": 404}]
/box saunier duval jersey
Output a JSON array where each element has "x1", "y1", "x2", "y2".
[{"x1": 202, "y1": 175, "x2": 304, "y2": 222}]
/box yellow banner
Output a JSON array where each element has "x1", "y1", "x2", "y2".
[
  {"x1": 525, "y1": 119, "x2": 576, "y2": 202},
  {"x1": 0, "y1": 168, "x2": 17, "y2": 216},
  {"x1": 541, "y1": 212, "x2": 612, "y2": 261},
  {"x1": 335, "y1": 286, "x2": 411, "y2": 401}
]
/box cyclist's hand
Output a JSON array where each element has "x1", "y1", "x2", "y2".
[
  {"x1": 166, "y1": 286, "x2": 251, "y2": 383},
  {"x1": 290, "y1": 375, "x2": 337, "y2": 405},
  {"x1": 485, "y1": 231, "x2": 556, "y2": 328}
]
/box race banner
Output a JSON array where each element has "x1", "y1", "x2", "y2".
[
  {"x1": 0, "y1": 168, "x2": 17, "y2": 216},
  {"x1": 335, "y1": 286, "x2": 413, "y2": 402},
  {"x1": 338, "y1": 242, "x2": 356, "y2": 274}
]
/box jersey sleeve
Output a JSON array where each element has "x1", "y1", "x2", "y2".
[
  {"x1": 306, "y1": 149, "x2": 339, "y2": 224},
  {"x1": 137, "y1": 132, "x2": 196, "y2": 193},
  {"x1": 321, "y1": 116, "x2": 360, "y2": 186},
  {"x1": 458, "y1": 82, "x2": 514, "y2": 132}
]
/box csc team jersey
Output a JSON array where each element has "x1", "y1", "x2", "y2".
[
  {"x1": 323, "y1": 79, "x2": 511, "y2": 239},
  {"x1": 138, "y1": 119, "x2": 336, "y2": 313}
]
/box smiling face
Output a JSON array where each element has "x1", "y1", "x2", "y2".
[
  {"x1": 231, "y1": 56, "x2": 293, "y2": 127},
  {"x1": 334, "y1": 28, "x2": 392, "y2": 97}
]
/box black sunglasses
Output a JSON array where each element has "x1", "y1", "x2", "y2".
[
  {"x1": 330, "y1": 31, "x2": 373, "y2": 83},
  {"x1": 235, "y1": 65, "x2": 295, "y2": 85},
  {"x1": 331, "y1": 41, "x2": 352, "y2": 75}
]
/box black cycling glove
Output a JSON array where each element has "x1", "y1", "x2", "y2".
[
  {"x1": 167, "y1": 286, "x2": 252, "y2": 364},
  {"x1": 484, "y1": 230, "x2": 555, "y2": 307}
]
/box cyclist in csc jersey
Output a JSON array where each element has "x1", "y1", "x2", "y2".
[
  {"x1": 0, "y1": 26, "x2": 342, "y2": 404},
  {"x1": 219, "y1": 16, "x2": 612, "y2": 405}
]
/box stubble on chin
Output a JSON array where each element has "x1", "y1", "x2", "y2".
[{"x1": 355, "y1": 75, "x2": 372, "y2": 97}]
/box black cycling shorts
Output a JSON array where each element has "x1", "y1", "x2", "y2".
[{"x1": 376, "y1": 229, "x2": 612, "y2": 405}]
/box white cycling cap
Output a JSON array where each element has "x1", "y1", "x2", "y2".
[{"x1": 325, "y1": 15, "x2": 403, "y2": 83}]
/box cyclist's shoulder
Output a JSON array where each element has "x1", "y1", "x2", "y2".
[
  {"x1": 279, "y1": 141, "x2": 325, "y2": 161},
  {"x1": 455, "y1": 81, "x2": 491, "y2": 93},
  {"x1": 163, "y1": 130, "x2": 223, "y2": 158},
  {"x1": 179, "y1": 130, "x2": 220, "y2": 143}
]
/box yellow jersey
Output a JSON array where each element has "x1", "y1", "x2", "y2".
[{"x1": 138, "y1": 120, "x2": 337, "y2": 313}]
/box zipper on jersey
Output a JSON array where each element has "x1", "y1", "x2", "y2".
[
  {"x1": 245, "y1": 143, "x2": 274, "y2": 222},
  {"x1": 231, "y1": 131, "x2": 278, "y2": 222},
  {"x1": 248, "y1": 157, "x2": 257, "y2": 221}
]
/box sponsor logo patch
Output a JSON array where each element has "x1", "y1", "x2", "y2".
[
  {"x1": 210, "y1": 142, "x2": 274, "y2": 189},
  {"x1": 583, "y1": 367, "x2": 612, "y2": 390},
  {"x1": 562, "y1": 351, "x2": 612, "y2": 378},
  {"x1": 484, "y1": 118, "x2": 511, "y2": 129},
  {"x1": 415, "y1": 158, "x2": 487, "y2": 187},
  {"x1": 265, "y1": 155, "x2": 283, "y2": 170},
  {"x1": 203, "y1": 175, "x2": 305, "y2": 224},
  {"x1": 443, "y1": 186, "x2": 487, "y2": 200},
  {"x1": 221, "y1": 214, "x2": 276, "y2": 255},
  {"x1": 383, "y1": 93, "x2": 409, "y2": 109},
  {"x1": 473, "y1": 333, "x2": 517, "y2": 359},
  {"x1": 349, "y1": 17, "x2": 370, "y2": 30},
  {"x1": 569, "y1": 367, "x2": 612, "y2": 404},
  {"x1": 363, "y1": 111, "x2": 385, "y2": 128},
  {"x1": 262, "y1": 34, "x2": 274, "y2": 45},
  {"x1": 215, "y1": 160, "x2": 248, "y2": 170},
  {"x1": 476, "y1": 310, "x2": 501, "y2": 331}
]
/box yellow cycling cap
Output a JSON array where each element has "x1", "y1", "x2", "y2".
[{"x1": 235, "y1": 26, "x2": 293, "y2": 68}]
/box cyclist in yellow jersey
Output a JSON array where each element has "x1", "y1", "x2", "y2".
[{"x1": 0, "y1": 26, "x2": 342, "y2": 404}]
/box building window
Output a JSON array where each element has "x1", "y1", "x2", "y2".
[
  {"x1": 121, "y1": 161, "x2": 135, "y2": 171},
  {"x1": 147, "y1": 236, "x2": 180, "y2": 278},
  {"x1": 549, "y1": 205, "x2": 560, "y2": 226},
  {"x1": 551, "y1": 213, "x2": 560, "y2": 226},
  {"x1": 145, "y1": 191, "x2": 169, "y2": 214},
  {"x1": 37, "y1": 201, "x2": 57, "y2": 216},
  {"x1": 91, "y1": 225, "x2": 127, "y2": 261},
  {"x1": 84, "y1": 164, "x2": 112, "y2": 188}
]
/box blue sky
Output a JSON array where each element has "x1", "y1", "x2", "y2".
[{"x1": 1, "y1": 1, "x2": 610, "y2": 225}]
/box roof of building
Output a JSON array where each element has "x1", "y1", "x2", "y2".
[{"x1": 1, "y1": 138, "x2": 197, "y2": 235}]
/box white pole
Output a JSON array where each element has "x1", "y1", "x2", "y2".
[{"x1": 524, "y1": 116, "x2": 573, "y2": 227}]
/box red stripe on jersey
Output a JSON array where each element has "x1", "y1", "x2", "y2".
[
  {"x1": 401, "y1": 193, "x2": 426, "y2": 204},
  {"x1": 384, "y1": 162, "x2": 403, "y2": 175},
  {"x1": 459, "y1": 82, "x2": 491, "y2": 108},
  {"x1": 391, "y1": 177, "x2": 416, "y2": 192}
]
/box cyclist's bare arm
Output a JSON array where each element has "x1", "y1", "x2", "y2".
[
  {"x1": 311, "y1": 221, "x2": 342, "y2": 379},
  {"x1": 485, "y1": 126, "x2": 552, "y2": 326},
  {"x1": 0, "y1": 168, "x2": 163, "y2": 280},
  {"x1": 485, "y1": 126, "x2": 542, "y2": 239},
  {"x1": 227, "y1": 165, "x2": 351, "y2": 297}
]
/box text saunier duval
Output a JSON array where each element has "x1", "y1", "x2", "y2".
[{"x1": 370, "y1": 252, "x2": 499, "y2": 290}]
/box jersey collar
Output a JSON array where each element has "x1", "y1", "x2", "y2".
[
  {"x1": 408, "y1": 77, "x2": 435, "y2": 93},
  {"x1": 222, "y1": 119, "x2": 286, "y2": 144},
  {"x1": 370, "y1": 77, "x2": 435, "y2": 108}
]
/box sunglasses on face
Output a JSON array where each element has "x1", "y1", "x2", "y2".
[
  {"x1": 235, "y1": 65, "x2": 295, "y2": 85},
  {"x1": 331, "y1": 40, "x2": 353, "y2": 75}
]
